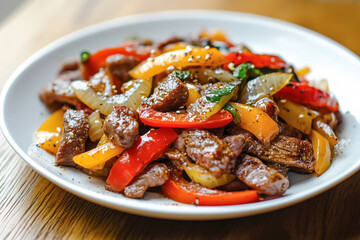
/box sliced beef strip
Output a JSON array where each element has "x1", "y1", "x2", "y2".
[
  {"x1": 232, "y1": 129, "x2": 315, "y2": 173},
  {"x1": 252, "y1": 97, "x2": 279, "y2": 121},
  {"x1": 103, "y1": 105, "x2": 139, "y2": 149},
  {"x1": 165, "y1": 148, "x2": 190, "y2": 171},
  {"x1": 123, "y1": 163, "x2": 169, "y2": 198},
  {"x1": 147, "y1": 72, "x2": 189, "y2": 112},
  {"x1": 266, "y1": 163, "x2": 289, "y2": 177},
  {"x1": 217, "y1": 179, "x2": 249, "y2": 192},
  {"x1": 174, "y1": 129, "x2": 236, "y2": 178},
  {"x1": 105, "y1": 54, "x2": 140, "y2": 85},
  {"x1": 39, "y1": 61, "x2": 82, "y2": 111},
  {"x1": 223, "y1": 134, "x2": 245, "y2": 159},
  {"x1": 157, "y1": 36, "x2": 184, "y2": 50},
  {"x1": 278, "y1": 121, "x2": 303, "y2": 139},
  {"x1": 235, "y1": 154, "x2": 289, "y2": 196},
  {"x1": 56, "y1": 109, "x2": 89, "y2": 166}
]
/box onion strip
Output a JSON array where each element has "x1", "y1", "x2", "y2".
[{"x1": 71, "y1": 78, "x2": 152, "y2": 115}]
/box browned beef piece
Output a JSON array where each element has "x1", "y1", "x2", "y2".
[
  {"x1": 236, "y1": 129, "x2": 315, "y2": 173},
  {"x1": 235, "y1": 154, "x2": 289, "y2": 195},
  {"x1": 105, "y1": 54, "x2": 140, "y2": 84},
  {"x1": 278, "y1": 121, "x2": 303, "y2": 139},
  {"x1": 55, "y1": 109, "x2": 89, "y2": 166},
  {"x1": 266, "y1": 163, "x2": 289, "y2": 176},
  {"x1": 123, "y1": 163, "x2": 169, "y2": 198},
  {"x1": 157, "y1": 36, "x2": 184, "y2": 49},
  {"x1": 103, "y1": 106, "x2": 139, "y2": 148},
  {"x1": 223, "y1": 134, "x2": 245, "y2": 159},
  {"x1": 147, "y1": 73, "x2": 189, "y2": 112},
  {"x1": 174, "y1": 129, "x2": 236, "y2": 177},
  {"x1": 165, "y1": 148, "x2": 190, "y2": 171},
  {"x1": 252, "y1": 97, "x2": 279, "y2": 121},
  {"x1": 217, "y1": 179, "x2": 249, "y2": 192},
  {"x1": 39, "y1": 62, "x2": 82, "y2": 111}
]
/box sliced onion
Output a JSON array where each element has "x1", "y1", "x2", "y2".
[
  {"x1": 190, "y1": 68, "x2": 238, "y2": 84},
  {"x1": 72, "y1": 78, "x2": 152, "y2": 115},
  {"x1": 88, "y1": 110, "x2": 103, "y2": 141},
  {"x1": 240, "y1": 73, "x2": 292, "y2": 104}
]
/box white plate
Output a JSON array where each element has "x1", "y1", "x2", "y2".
[{"x1": 1, "y1": 10, "x2": 360, "y2": 220}]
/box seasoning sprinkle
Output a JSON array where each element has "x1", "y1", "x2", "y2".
[
  {"x1": 228, "y1": 62, "x2": 235, "y2": 71},
  {"x1": 204, "y1": 45, "x2": 210, "y2": 50},
  {"x1": 205, "y1": 53, "x2": 211, "y2": 60}
]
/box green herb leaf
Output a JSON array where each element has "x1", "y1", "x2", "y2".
[
  {"x1": 233, "y1": 62, "x2": 262, "y2": 93},
  {"x1": 81, "y1": 51, "x2": 91, "y2": 64},
  {"x1": 206, "y1": 84, "x2": 236, "y2": 102},
  {"x1": 223, "y1": 103, "x2": 241, "y2": 124},
  {"x1": 174, "y1": 70, "x2": 191, "y2": 80}
]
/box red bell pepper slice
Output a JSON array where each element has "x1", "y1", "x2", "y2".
[
  {"x1": 139, "y1": 107, "x2": 233, "y2": 129},
  {"x1": 162, "y1": 176, "x2": 259, "y2": 206},
  {"x1": 81, "y1": 46, "x2": 149, "y2": 80},
  {"x1": 275, "y1": 82, "x2": 339, "y2": 112},
  {"x1": 225, "y1": 52, "x2": 286, "y2": 69},
  {"x1": 106, "y1": 128, "x2": 178, "y2": 192}
]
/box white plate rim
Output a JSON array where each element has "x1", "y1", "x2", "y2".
[{"x1": 1, "y1": 10, "x2": 360, "y2": 220}]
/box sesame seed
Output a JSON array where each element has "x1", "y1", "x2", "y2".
[
  {"x1": 205, "y1": 53, "x2": 211, "y2": 60},
  {"x1": 228, "y1": 62, "x2": 235, "y2": 71},
  {"x1": 150, "y1": 49, "x2": 156, "y2": 54},
  {"x1": 94, "y1": 120, "x2": 100, "y2": 124},
  {"x1": 176, "y1": 110, "x2": 181, "y2": 114},
  {"x1": 185, "y1": 45, "x2": 192, "y2": 52},
  {"x1": 196, "y1": 56, "x2": 201, "y2": 59},
  {"x1": 56, "y1": 127, "x2": 61, "y2": 133},
  {"x1": 112, "y1": 85, "x2": 116, "y2": 89},
  {"x1": 96, "y1": 92, "x2": 102, "y2": 96},
  {"x1": 195, "y1": 198, "x2": 199, "y2": 205},
  {"x1": 204, "y1": 46, "x2": 210, "y2": 49},
  {"x1": 299, "y1": 114, "x2": 304, "y2": 118},
  {"x1": 87, "y1": 82, "x2": 93, "y2": 87},
  {"x1": 188, "y1": 56, "x2": 194, "y2": 62},
  {"x1": 69, "y1": 132, "x2": 74, "y2": 138}
]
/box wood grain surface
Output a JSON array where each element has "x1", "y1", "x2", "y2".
[{"x1": 0, "y1": 0, "x2": 359, "y2": 239}]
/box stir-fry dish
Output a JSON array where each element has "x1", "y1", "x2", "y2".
[{"x1": 36, "y1": 30, "x2": 341, "y2": 206}]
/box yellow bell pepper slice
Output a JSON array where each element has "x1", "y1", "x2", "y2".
[
  {"x1": 73, "y1": 135, "x2": 124, "y2": 169},
  {"x1": 229, "y1": 102, "x2": 279, "y2": 143},
  {"x1": 129, "y1": 47, "x2": 228, "y2": 79},
  {"x1": 162, "y1": 42, "x2": 188, "y2": 53},
  {"x1": 183, "y1": 162, "x2": 235, "y2": 189},
  {"x1": 309, "y1": 130, "x2": 331, "y2": 176},
  {"x1": 35, "y1": 108, "x2": 65, "y2": 155},
  {"x1": 199, "y1": 29, "x2": 230, "y2": 42},
  {"x1": 184, "y1": 83, "x2": 201, "y2": 108},
  {"x1": 277, "y1": 99, "x2": 319, "y2": 135}
]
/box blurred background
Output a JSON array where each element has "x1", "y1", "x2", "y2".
[{"x1": 1, "y1": 0, "x2": 360, "y2": 88}]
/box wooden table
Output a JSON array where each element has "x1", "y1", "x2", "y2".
[{"x1": 1, "y1": 0, "x2": 359, "y2": 239}]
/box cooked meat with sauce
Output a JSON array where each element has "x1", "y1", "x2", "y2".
[
  {"x1": 235, "y1": 154, "x2": 289, "y2": 195},
  {"x1": 39, "y1": 61, "x2": 82, "y2": 111},
  {"x1": 36, "y1": 31, "x2": 341, "y2": 205},
  {"x1": 235, "y1": 129, "x2": 316, "y2": 173},
  {"x1": 103, "y1": 105, "x2": 139, "y2": 148},
  {"x1": 146, "y1": 72, "x2": 189, "y2": 112},
  {"x1": 278, "y1": 120, "x2": 303, "y2": 139},
  {"x1": 56, "y1": 109, "x2": 89, "y2": 166},
  {"x1": 124, "y1": 163, "x2": 169, "y2": 198},
  {"x1": 174, "y1": 129, "x2": 236, "y2": 177},
  {"x1": 106, "y1": 54, "x2": 140, "y2": 85}
]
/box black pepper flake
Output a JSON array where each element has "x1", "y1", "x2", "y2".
[
  {"x1": 300, "y1": 90, "x2": 305, "y2": 94},
  {"x1": 53, "y1": 144, "x2": 56, "y2": 147},
  {"x1": 288, "y1": 83, "x2": 294, "y2": 87},
  {"x1": 184, "y1": 52, "x2": 188, "y2": 57},
  {"x1": 307, "y1": 112, "x2": 312, "y2": 116}
]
